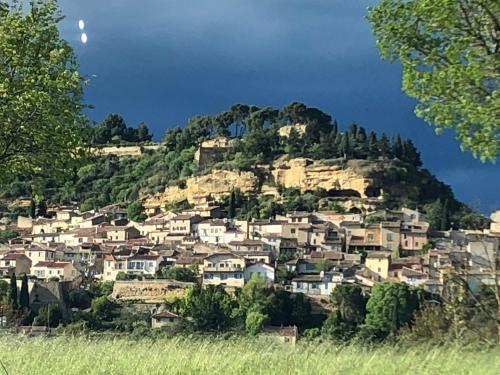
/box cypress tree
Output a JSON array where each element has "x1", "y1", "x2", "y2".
[
  {"x1": 9, "y1": 273, "x2": 18, "y2": 309},
  {"x1": 440, "y1": 199, "x2": 450, "y2": 230},
  {"x1": 228, "y1": 189, "x2": 236, "y2": 219},
  {"x1": 402, "y1": 140, "x2": 422, "y2": 167},
  {"x1": 37, "y1": 200, "x2": 47, "y2": 218},
  {"x1": 378, "y1": 133, "x2": 392, "y2": 159},
  {"x1": 30, "y1": 199, "x2": 36, "y2": 219},
  {"x1": 367, "y1": 132, "x2": 379, "y2": 160},
  {"x1": 392, "y1": 134, "x2": 403, "y2": 159},
  {"x1": 331, "y1": 119, "x2": 338, "y2": 136},
  {"x1": 333, "y1": 133, "x2": 343, "y2": 158},
  {"x1": 19, "y1": 274, "x2": 30, "y2": 310},
  {"x1": 339, "y1": 133, "x2": 350, "y2": 158},
  {"x1": 355, "y1": 127, "x2": 368, "y2": 158}
]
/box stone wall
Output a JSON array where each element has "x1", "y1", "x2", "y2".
[{"x1": 111, "y1": 280, "x2": 194, "y2": 303}]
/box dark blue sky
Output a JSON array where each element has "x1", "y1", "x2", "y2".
[{"x1": 57, "y1": 0, "x2": 498, "y2": 214}]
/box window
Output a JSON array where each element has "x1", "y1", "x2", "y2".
[
  {"x1": 291, "y1": 228, "x2": 296, "y2": 234},
  {"x1": 368, "y1": 234, "x2": 374, "y2": 241},
  {"x1": 387, "y1": 234, "x2": 393, "y2": 242},
  {"x1": 204, "y1": 273, "x2": 213, "y2": 279},
  {"x1": 235, "y1": 273, "x2": 242, "y2": 279},
  {"x1": 221, "y1": 273, "x2": 228, "y2": 280},
  {"x1": 405, "y1": 241, "x2": 408, "y2": 247},
  {"x1": 377, "y1": 268, "x2": 381, "y2": 272}
]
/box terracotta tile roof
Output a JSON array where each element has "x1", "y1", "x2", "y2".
[
  {"x1": 1, "y1": 253, "x2": 29, "y2": 261},
  {"x1": 128, "y1": 254, "x2": 162, "y2": 261},
  {"x1": 366, "y1": 251, "x2": 391, "y2": 259}
]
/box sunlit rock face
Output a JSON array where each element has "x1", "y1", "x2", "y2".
[{"x1": 143, "y1": 158, "x2": 384, "y2": 210}]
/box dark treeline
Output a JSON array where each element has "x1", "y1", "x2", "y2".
[
  {"x1": 162, "y1": 102, "x2": 422, "y2": 167},
  {"x1": 90, "y1": 114, "x2": 153, "y2": 145}
]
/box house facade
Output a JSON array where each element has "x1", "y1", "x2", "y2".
[{"x1": 202, "y1": 252, "x2": 245, "y2": 287}]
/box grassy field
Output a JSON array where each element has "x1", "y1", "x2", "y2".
[{"x1": 0, "y1": 335, "x2": 499, "y2": 375}]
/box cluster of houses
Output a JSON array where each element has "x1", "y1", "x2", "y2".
[{"x1": 1, "y1": 203, "x2": 499, "y2": 300}]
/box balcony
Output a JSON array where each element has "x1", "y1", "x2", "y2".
[{"x1": 203, "y1": 265, "x2": 242, "y2": 272}]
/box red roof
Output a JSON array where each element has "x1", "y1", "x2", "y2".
[{"x1": 1, "y1": 253, "x2": 29, "y2": 261}]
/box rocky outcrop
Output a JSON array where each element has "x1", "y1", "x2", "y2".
[
  {"x1": 270, "y1": 158, "x2": 378, "y2": 198},
  {"x1": 144, "y1": 158, "x2": 384, "y2": 208},
  {"x1": 145, "y1": 169, "x2": 259, "y2": 207}
]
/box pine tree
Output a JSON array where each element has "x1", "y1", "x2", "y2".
[
  {"x1": 392, "y1": 134, "x2": 403, "y2": 159},
  {"x1": 378, "y1": 133, "x2": 392, "y2": 159},
  {"x1": 19, "y1": 274, "x2": 30, "y2": 310},
  {"x1": 9, "y1": 273, "x2": 18, "y2": 309}
]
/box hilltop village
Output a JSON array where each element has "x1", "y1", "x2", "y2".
[
  {"x1": 0, "y1": 106, "x2": 497, "y2": 340},
  {"x1": 1, "y1": 197, "x2": 499, "y2": 337}
]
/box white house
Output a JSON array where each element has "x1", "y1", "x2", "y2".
[
  {"x1": 291, "y1": 271, "x2": 343, "y2": 296},
  {"x1": 244, "y1": 262, "x2": 275, "y2": 284}
]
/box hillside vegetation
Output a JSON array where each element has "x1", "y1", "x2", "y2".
[
  {"x1": 0, "y1": 103, "x2": 488, "y2": 229},
  {"x1": 0, "y1": 335, "x2": 498, "y2": 375}
]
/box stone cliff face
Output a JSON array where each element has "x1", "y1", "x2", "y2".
[
  {"x1": 145, "y1": 169, "x2": 259, "y2": 207},
  {"x1": 144, "y1": 158, "x2": 383, "y2": 208},
  {"x1": 270, "y1": 158, "x2": 379, "y2": 198}
]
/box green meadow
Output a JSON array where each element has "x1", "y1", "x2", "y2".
[{"x1": 0, "y1": 335, "x2": 498, "y2": 375}]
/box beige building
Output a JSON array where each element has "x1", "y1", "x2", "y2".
[
  {"x1": 380, "y1": 222, "x2": 401, "y2": 252},
  {"x1": 21, "y1": 245, "x2": 56, "y2": 265},
  {"x1": 170, "y1": 215, "x2": 202, "y2": 236},
  {"x1": 202, "y1": 252, "x2": 245, "y2": 287},
  {"x1": 0, "y1": 253, "x2": 32, "y2": 277},
  {"x1": 103, "y1": 254, "x2": 128, "y2": 281},
  {"x1": 400, "y1": 222, "x2": 428, "y2": 255},
  {"x1": 365, "y1": 252, "x2": 391, "y2": 281},
  {"x1": 104, "y1": 226, "x2": 141, "y2": 242},
  {"x1": 32, "y1": 261, "x2": 80, "y2": 281},
  {"x1": 490, "y1": 211, "x2": 500, "y2": 234},
  {"x1": 151, "y1": 311, "x2": 180, "y2": 329},
  {"x1": 32, "y1": 218, "x2": 71, "y2": 235}
]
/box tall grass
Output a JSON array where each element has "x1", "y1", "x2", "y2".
[{"x1": 0, "y1": 334, "x2": 498, "y2": 375}]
